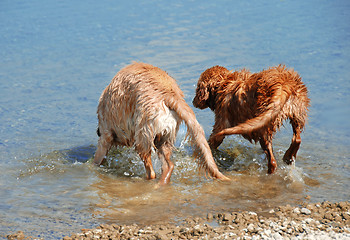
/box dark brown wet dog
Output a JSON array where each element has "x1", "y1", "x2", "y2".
[
  {"x1": 193, "y1": 65, "x2": 310, "y2": 174},
  {"x1": 94, "y1": 62, "x2": 229, "y2": 184}
]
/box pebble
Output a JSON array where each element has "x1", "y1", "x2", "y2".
[
  {"x1": 293, "y1": 207, "x2": 301, "y2": 214},
  {"x1": 301, "y1": 207, "x2": 312, "y2": 215}
]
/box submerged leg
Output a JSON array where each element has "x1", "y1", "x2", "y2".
[
  {"x1": 283, "y1": 122, "x2": 302, "y2": 165},
  {"x1": 157, "y1": 143, "x2": 174, "y2": 185},
  {"x1": 259, "y1": 137, "x2": 277, "y2": 174},
  {"x1": 139, "y1": 152, "x2": 156, "y2": 180}
]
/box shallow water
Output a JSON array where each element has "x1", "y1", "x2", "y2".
[{"x1": 1, "y1": 0, "x2": 349, "y2": 239}]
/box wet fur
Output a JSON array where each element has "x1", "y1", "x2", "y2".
[
  {"x1": 94, "y1": 62, "x2": 228, "y2": 184},
  {"x1": 193, "y1": 65, "x2": 310, "y2": 174}
]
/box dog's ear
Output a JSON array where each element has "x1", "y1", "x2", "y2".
[{"x1": 193, "y1": 80, "x2": 209, "y2": 109}]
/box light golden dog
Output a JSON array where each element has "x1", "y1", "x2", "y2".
[
  {"x1": 94, "y1": 62, "x2": 228, "y2": 184},
  {"x1": 193, "y1": 65, "x2": 310, "y2": 174}
]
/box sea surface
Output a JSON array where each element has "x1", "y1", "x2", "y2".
[{"x1": 0, "y1": 0, "x2": 349, "y2": 239}]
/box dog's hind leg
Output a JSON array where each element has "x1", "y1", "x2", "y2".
[
  {"x1": 139, "y1": 152, "x2": 156, "y2": 180},
  {"x1": 283, "y1": 122, "x2": 301, "y2": 165},
  {"x1": 157, "y1": 143, "x2": 174, "y2": 185},
  {"x1": 259, "y1": 137, "x2": 277, "y2": 174}
]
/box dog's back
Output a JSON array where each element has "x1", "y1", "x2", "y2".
[
  {"x1": 194, "y1": 64, "x2": 310, "y2": 174},
  {"x1": 212, "y1": 65, "x2": 308, "y2": 142},
  {"x1": 97, "y1": 63, "x2": 182, "y2": 153},
  {"x1": 245, "y1": 65, "x2": 309, "y2": 139}
]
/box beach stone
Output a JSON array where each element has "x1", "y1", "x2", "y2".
[
  {"x1": 207, "y1": 213, "x2": 213, "y2": 221},
  {"x1": 233, "y1": 213, "x2": 243, "y2": 224},
  {"x1": 322, "y1": 201, "x2": 332, "y2": 208},
  {"x1": 7, "y1": 231, "x2": 26, "y2": 240},
  {"x1": 324, "y1": 212, "x2": 333, "y2": 220},
  {"x1": 222, "y1": 212, "x2": 234, "y2": 221},
  {"x1": 193, "y1": 224, "x2": 204, "y2": 234},
  {"x1": 246, "y1": 223, "x2": 256, "y2": 233},
  {"x1": 338, "y1": 202, "x2": 349, "y2": 210},
  {"x1": 301, "y1": 207, "x2": 311, "y2": 215},
  {"x1": 155, "y1": 232, "x2": 168, "y2": 240},
  {"x1": 271, "y1": 232, "x2": 283, "y2": 240},
  {"x1": 293, "y1": 207, "x2": 300, "y2": 214},
  {"x1": 179, "y1": 227, "x2": 189, "y2": 233},
  {"x1": 334, "y1": 214, "x2": 343, "y2": 222}
]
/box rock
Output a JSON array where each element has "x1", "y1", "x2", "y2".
[
  {"x1": 207, "y1": 213, "x2": 213, "y2": 221},
  {"x1": 222, "y1": 212, "x2": 234, "y2": 221},
  {"x1": 338, "y1": 202, "x2": 349, "y2": 210},
  {"x1": 342, "y1": 212, "x2": 350, "y2": 220},
  {"x1": 271, "y1": 232, "x2": 283, "y2": 240},
  {"x1": 7, "y1": 231, "x2": 26, "y2": 240},
  {"x1": 324, "y1": 212, "x2": 333, "y2": 220},
  {"x1": 301, "y1": 207, "x2": 311, "y2": 215},
  {"x1": 247, "y1": 223, "x2": 258, "y2": 233},
  {"x1": 248, "y1": 211, "x2": 258, "y2": 216},
  {"x1": 192, "y1": 224, "x2": 204, "y2": 236},
  {"x1": 155, "y1": 232, "x2": 168, "y2": 240},
  {"x1": 293, "y1": 207, "x2": 301, "y2": 214},
  {"x1": 179, "y1": 227, "x2": 189, "y2": 233}
]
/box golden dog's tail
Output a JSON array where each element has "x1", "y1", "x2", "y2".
[
  {"x1": 165, "y1": 95, "x2": 230, "y2": 181},
  {"x1": 216, "y1": 88, "x2": 289, "y2": 137}
]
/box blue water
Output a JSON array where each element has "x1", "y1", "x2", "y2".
[{"x1": 1, "y1": 0, "x2": 349, "y2": 239}]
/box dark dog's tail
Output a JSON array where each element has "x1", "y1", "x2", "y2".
[
  {"x1": 165, "y1": 95, "x2": 230, "y2": 181},
  {"x1": 215, "y1": 88, "x2": 289, "y2": 137}
]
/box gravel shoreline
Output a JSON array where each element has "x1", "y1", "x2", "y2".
[{"x1": 8, "y1": 201, "x2": 349, "y2": 240}]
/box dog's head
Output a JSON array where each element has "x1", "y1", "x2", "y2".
[{"x1": 193, "y1": 66, "x2": 230, "y2": 110}]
